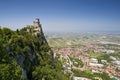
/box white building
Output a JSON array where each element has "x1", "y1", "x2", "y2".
[
  {"x1": 89, "y1": 63, "x2": 104, "y2": 67},
  {"x1": 105, "y1": 50, "x2": 115, "y2": 54},
  {"x1": 110, "y1": 56, "x2": 117, "y2": 61},
  {"x1": 90, "y1": 58, "x2": 98, "y2": 63},
  {"x1": 112, "y1": 61, "x2": 120, "y2": 66},
  {"x1": 101, "y1": 60, "x2": 107, "y2": 64}
]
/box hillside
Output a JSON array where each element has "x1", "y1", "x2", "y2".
[{"x1": 0, "y1": 19, "x2": 69, "y2": 80}]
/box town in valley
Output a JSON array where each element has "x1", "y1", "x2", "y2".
[{"x1": 46, "y1": 32, "x2": 120, "y2": 80}]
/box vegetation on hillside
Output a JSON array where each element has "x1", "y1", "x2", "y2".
[{"x1": 0, "y1": 27, "x2": 69, "y2": 80}]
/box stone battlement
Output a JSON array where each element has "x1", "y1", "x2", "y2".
[{"x1": 27, "y1": 18, "x2": 43, "y2": 35}]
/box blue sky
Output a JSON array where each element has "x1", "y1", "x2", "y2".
[{"x1": 0, "y1": 0, "x2": 120, "y2": 32}]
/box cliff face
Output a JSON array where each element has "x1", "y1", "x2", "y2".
[
  {"x1": 0, "y1": 19, "x2": 69, "y2": 80},
  {"x1": 3, "y1": 19, "x2": 53, "y2": 80},
  {"x1": 19, "y1": 19, "x2": 53, "y2": 80}
]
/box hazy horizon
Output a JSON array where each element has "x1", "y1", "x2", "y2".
[{"x1": 0, "y1": 0, "x2": 120, "y2": 33}]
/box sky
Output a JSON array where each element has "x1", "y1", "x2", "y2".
[{"x1": 0, "y1": 0, "x2": 120, "y2": 33}]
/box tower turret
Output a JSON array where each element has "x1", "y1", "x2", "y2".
[
  {"x1": 33, "y1": 18, "x2": 43, "y2": 35},
  {"x1": 33, "y1": 18, "x2": 40, "y2": 27},
  {"x1": 35, "y1": 18, "x2": 40, "y2": 23}
]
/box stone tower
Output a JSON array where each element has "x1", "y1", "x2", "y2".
[{"x1": 33, "y1": 18, "x2": 43, "y2": 35}]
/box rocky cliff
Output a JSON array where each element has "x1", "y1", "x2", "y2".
[{"x1": 0, "y1": 19, "x2": 69, "y2": 80}]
